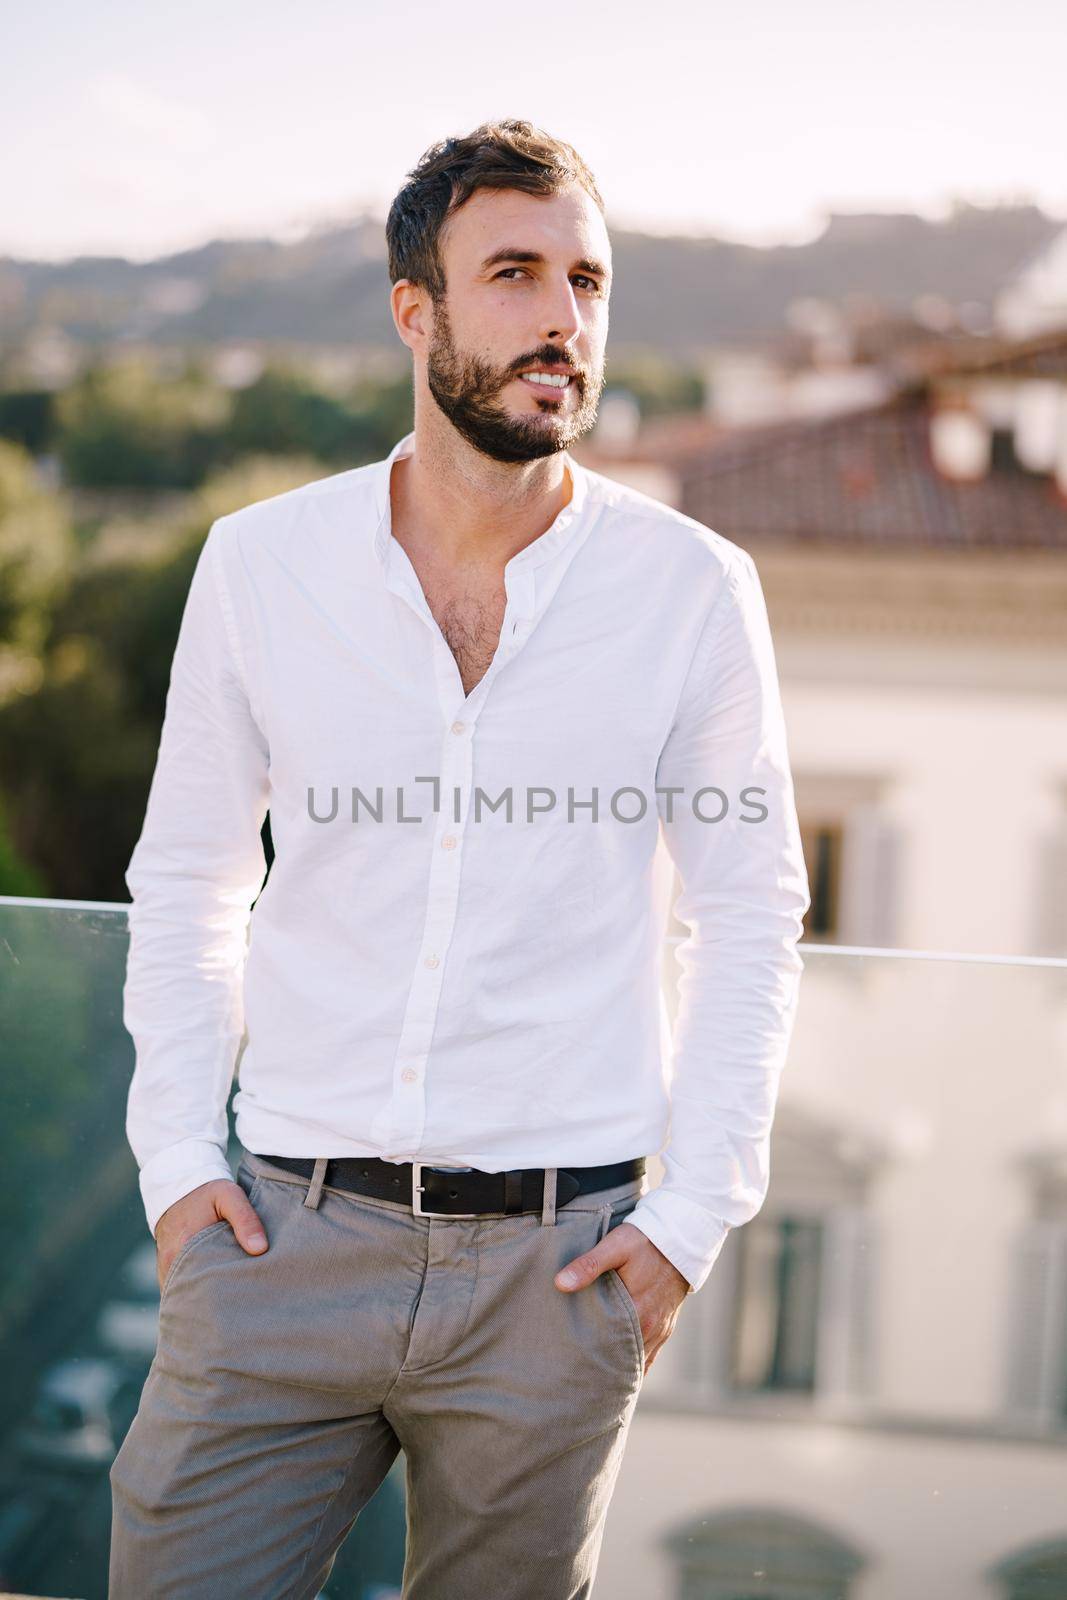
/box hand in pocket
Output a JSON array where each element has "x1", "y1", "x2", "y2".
[{"x1": 154, "y1": 1178, "x2": 269, "y2": 1292}]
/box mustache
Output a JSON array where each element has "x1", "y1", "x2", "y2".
[{"x1": 508, "y1": 347, "x2": 586, "y2": 382}]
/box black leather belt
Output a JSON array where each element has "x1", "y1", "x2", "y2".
[{"x1": 253, "y1": 1153, "x2": 646, "y2": 1218}]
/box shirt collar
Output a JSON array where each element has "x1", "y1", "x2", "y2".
[{"x1": 371, "y1": 430, "x2": 592, "y2": 575}]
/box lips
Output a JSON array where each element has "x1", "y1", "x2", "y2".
[{"x1": 517, "y1": 366, "x2": 577, "y2": 395}]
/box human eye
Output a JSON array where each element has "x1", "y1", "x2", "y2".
[
  {"x1": 572, "y1": 275, "x2": 603, "y2": 294},
  {"x1": 494, "y1": 267, "x2": 529, "y2": 281}
]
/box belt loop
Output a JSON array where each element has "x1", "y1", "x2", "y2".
[
  {"x1": 540, "y1": 1167, "x2": 558, "y2": 1228},
  {"x1": 596, "y1": 1201, "x2": 613, "y2": 1244},
  {"x1": 303, "y1": 1157, "x2": 329, "y2": 1210}
]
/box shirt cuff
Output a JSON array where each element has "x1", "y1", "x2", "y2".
[
  {"x1": 138, "y1": 1138, "x2": 236, "y2": 1239},
  {"x1": 625, "y1": 1188, "x2": 731, "y2": 1296}
]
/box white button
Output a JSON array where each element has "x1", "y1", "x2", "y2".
[
  {"x1": 401, "y1": 1068, "x2": 418, "y2": 1084},
  {"x1": 441, "y1": 834, "x2": 457, "y2": 850},
  {"x1": 424, "y1": 954, "x2": 440, "y2": 969},
  {"x1": 451, "y1": 720, "x2": 466, "y2": 735}
]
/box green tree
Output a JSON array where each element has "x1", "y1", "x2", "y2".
[
  {"x1": 56, "y1": 358, "x2": 231, "y2": 488},
  {"x1": 197, "y1": 453, "x2": 332, "y2": 530},
  {"x1": 0, "y1": 788, "x2": 47, "y2": 895},
  {"x1": 604, "y1": 355, "x2": 704, "y2": 417},
  {"x1": 0, "y1": 438, "x2": 74, "y2": 704},
  {"x1": 228, "y1": 367, "x2": 355, "y2": 459},
  {"x1": 226, "y1": 365, "x2": 413, "y2": 465},
  {"x1": 0, "y1": 388, "x2": 57, "y2": 455}
]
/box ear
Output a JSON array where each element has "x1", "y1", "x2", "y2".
[{"x1": 391, "y1": 279, "x2": 431, "y2": 354}]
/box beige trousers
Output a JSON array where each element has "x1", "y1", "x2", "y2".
[{"x1": 108, "y1": 1148, "x2": 648, "y2": 1598}]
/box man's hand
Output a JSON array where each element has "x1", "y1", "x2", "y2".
[
  {"x1": 554, "y1": 1222, "x2": 690, "y2": 1373},
  {"x1": 154, "y1": 1179, "x2": 269, "y2": 1292}
]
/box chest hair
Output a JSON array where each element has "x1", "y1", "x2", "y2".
[{"x1": 421, "y1": 572, "x2": 508, "y2": 697}]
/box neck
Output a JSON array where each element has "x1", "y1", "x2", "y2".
[{"x1": 391, "y1": 397, "x2": 573, "y2": 570}]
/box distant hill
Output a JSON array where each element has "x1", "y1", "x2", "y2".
[{"x1": 0, "y1": 202, "x2": 1060, "y2": 358}]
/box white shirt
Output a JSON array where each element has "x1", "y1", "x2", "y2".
[{"x1": 122, "y1": 429, "x2": 810, "y2": 1294}]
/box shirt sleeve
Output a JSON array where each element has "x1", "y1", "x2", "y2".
[
  {"x1": 625, "y1": 547, "x2": 810, "y2": 1295},
  {"x1": 121, "y1": 519, "x2": 270, "y2": 1239}
]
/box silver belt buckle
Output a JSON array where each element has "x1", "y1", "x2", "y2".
[{"x1": 411, "y1": 1162, "x2": 481, "y2": 1219}]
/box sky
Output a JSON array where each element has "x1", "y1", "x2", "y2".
[{"x1": 4, "y1": 0, "x2": 1066, "y2": 262}]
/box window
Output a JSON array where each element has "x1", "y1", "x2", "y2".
[
  {"x1": 731, "y1": 1213, "x2": 823, "y2": 1393},
  {"x1": 800, "y1": 823, "x2": 843, "y2": 942},
  {"x1": 1004, "y1": 1150, "x2": 1067, "y2": 1431},
  {"x1": 992, "y1": 1536, "x2": 1067, "y2": 1599},
  {"x1": 663, "y1": 1506, "x2": 866, "y2": 1600},
  {"x1": 1030, "y1": 791, "x2": 1067, "y2": 957},
  {"x1": 668, "y1": 1104, "x2": 880, "y2": 1411},
  {"x1": 793, "y1": 773, "x2": 904, "y2": 949},
  {"x1": 989, "y1": 425, "x2": 1022, "y2": 475},
  {"x1": 664, "y1": 771, "x2": 903, "y2": 953}
]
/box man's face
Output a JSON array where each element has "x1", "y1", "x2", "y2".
[{"x1": 423, "y1": 184, "x2": 611, "y2": 464}]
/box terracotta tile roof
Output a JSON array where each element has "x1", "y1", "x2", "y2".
[
  {"x1": 913, "y1": 324, "x2": 1067, "y2": 380},
  {"x1": 678, "y1": 389, "x2": 1067, "y2": 551},
  {"x1": 574, "y1": 413, "x2": 726, "y2": 473}
]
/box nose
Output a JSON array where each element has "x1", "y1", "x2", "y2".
[{"x1": 539, "y1": 275, "x2": 582, "y2": 349}]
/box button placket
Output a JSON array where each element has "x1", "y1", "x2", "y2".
[
  {"x1": 354, "y1": 449, "x2": 601, "y2": 1159},
  {"x1": 376, "y1": 533, "x2": 540, "y2": 1155},
  {"x1": 383, "y1": 693, "x2": 477, "y2": 1150}
]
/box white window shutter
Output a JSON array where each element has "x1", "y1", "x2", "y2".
[
  {"x1": 1031, "y1": 824, "x2": 1067, "y2": 957},
  {"x1": 1004, "y1": 1222, "x2": 1067, "y2": 1426},
  {"x1": 817, "y1": 1206, "x2": 878, "y2": 1405},
  {"x1": 674, "y1": 1230, "x2": 743, "y2": 1399},
  {"x1": 840, "y1": 806, "x2": 903, "y2": 948}
]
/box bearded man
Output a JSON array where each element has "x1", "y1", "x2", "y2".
[{"x1": 109, "y1": 118, "x2": 810, "y2": 1599}]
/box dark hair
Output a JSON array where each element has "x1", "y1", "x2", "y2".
[{"x1": 386, "y1": 118, "x2": 604, "y2": 301}]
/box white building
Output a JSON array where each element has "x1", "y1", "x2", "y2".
[
  {"x1": 997, "y1": 228, "x2": 1067, "y2": 340},
  {"x1": 592, "y1": 331, "x2": 1067, "y2": 1599}
]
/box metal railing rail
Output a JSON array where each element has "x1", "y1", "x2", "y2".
[{"x1": 3, "y1": 895, "x2": 1066, "y2": 969}]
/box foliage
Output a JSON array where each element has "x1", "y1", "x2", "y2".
[
  {"x1": 0, "y1": 436, "x2": 355, "y2": 901},
  {"x1": 55, "y1": 359, "x2": 231, "y2": 488},
  {"x1": 0, "y1": 631, "x2": 162, "y2": 901},
  {"x1": 50, "y1": 357, "x2": 414, "y2": 489},
  {"x1": 0, "y1": 438, "x2": 74, "y2": 645},
  {"x1": 603, "y1": 354, "x2": 704, "y2": 417},
  {"x1": 0, "y1": 388, "x2": 56, "y2": 455},
  {"x1": 0, "y1": 788, "x2": 46, "y2": 895},
  {"x1": 228, "y1": 365, "x2": 413, "y2": 464},
  {"x1": 196, "y1": 454, "x2": 333, "y2": 529}
]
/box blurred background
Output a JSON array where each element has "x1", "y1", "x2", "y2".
[{"x1": 1, "y1": 1, "x2": 1066, "y2": 1596}]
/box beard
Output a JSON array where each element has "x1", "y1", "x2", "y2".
[{"x1": 425, "y1": 297, "x2": 604, "y2": 464}]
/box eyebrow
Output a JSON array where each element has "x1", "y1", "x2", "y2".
[{"x1": 479, "y1": 247, "x2": 610, "y2": 280}]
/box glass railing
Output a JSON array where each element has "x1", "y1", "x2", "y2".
[{"x1": 1, "y1": 896, "x2": 1065, "y2": 1600}]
